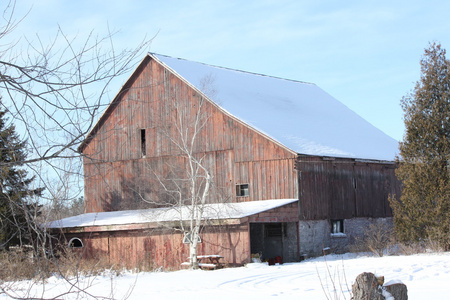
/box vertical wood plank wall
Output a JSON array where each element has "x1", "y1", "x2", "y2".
[
  {"x1": 82, "y1": 56, "x2": 298, "y2": 212},
  {"x1": 64, "y1": 224, "x2": 250, "y2": 270},
  {"x1": 296, "y1": 156, "x2": 401, "y2": 220}
]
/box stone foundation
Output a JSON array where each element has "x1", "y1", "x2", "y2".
[{"x1": 299, "y1": 217, "x2": 393, "y2": 257}]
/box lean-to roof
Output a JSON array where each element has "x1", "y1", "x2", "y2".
[{"x1": 46, "y1": 199, "x2": 298, "y2": 229}]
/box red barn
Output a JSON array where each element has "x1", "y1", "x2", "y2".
[{"x1": 48, "y1": 54, "x2": 401, "y2": 269}]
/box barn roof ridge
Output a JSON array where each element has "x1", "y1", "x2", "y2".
[
  {"x1": 77, "y1": 53, "x2": 297, "y2": 155},
  {"x1": 79, "y1": 53, "x2": 399, "y2": 161},
  {"x1": 149, "y1": 52, "x2": 316, "y2": 86},
  {"x1": 150, "y1": 53, "x2": 399, "y2": 161},
  {"x1": 148, "y1": 53, "x2": 298, "y2": 156}
]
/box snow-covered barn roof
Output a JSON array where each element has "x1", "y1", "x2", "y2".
[
  {"x1": 46, "y1": 199, "x2": 298, "y2": 229},
  {"x1": 151, "y1": 53, "x2": 399, "y2": 161}
]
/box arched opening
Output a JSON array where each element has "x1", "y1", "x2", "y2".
[{"x1": 68, "y1": 237, "x2": 83, "y2": 248}]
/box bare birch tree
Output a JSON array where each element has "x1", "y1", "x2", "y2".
[
  {"x1": 149, "y1": 95, "x2": 213, "y2": 269},
  {"x1": 173, "y1": 99, "x2": 212, "y2": 269}
]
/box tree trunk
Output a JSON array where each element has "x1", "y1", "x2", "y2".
[
  {"x1": 384, "y1": 282, "x2": 408, "y2": 300},
  {"x1": 189, "y1": 233, "x2": 199, "y2": 269},
  {"x1": 352, "y1": 272, "x2": 384, "y2": 300},
  {"x1": 352, "y1": 273, "x2": 408, "y2": 300}
]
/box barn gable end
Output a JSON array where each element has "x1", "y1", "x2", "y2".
[{"x1": 81, "y1": 55, "x2": 298, "y2": 213}]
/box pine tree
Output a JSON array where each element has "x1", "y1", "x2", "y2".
[
  {"x1": 391, "y1": 43, "x2": 450, "y2": 248},
  {"x1": 0, "y1": 100, "x2": 43, "y2": 250}
]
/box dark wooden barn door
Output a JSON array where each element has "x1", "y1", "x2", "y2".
[{"x1": 250, "y1": 222, "x2": 298, "y2": 263}]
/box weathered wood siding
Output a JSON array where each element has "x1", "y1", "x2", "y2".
[
  {"x1": 82, "y1": 56, "x2": 298, "y2": 212},
  {"x1": 234, "y1": 158, "x2": 298, "y2": 202},
  {"x1": 296, "y1": 156, "x2": 401, "y2": 220},
  {"x1": 62, "y1": 224, "x2": 250, "y2": 270},
  {"x1": 247, "y1": 201, "x2": 299, "y2": 223}
]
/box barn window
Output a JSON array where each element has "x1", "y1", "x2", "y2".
[
  {"x1": 265, "y1": 223, "x2": 286, "y2": 237},
  {"x1": 331, "y1": 220, "x2": 344, "y2": 234},
  {"x1": 140, "y1": 129, "x2": 146, "y2": 157},
  {"x1": 236, "y1": 184, "x2": 249, "y2": 197},
  {"x1": 68, "y1": 237, "x2": 83, "y2": 248}
]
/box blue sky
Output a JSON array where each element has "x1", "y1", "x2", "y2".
[{"x1": 12, "y1": 0, "x2": 450, "y2": 141}]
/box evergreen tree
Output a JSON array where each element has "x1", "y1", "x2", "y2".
[
  {"x1": 391, "y1": 43, "x2": 450, "y2": 248},
  {"x1": 0, "y1": 100, "x2": 43, "y2": 250}
]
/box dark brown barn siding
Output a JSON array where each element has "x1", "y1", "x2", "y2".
[
  {"x1": 82, "y1": 56, "x2": 298, "y2": 212},
  {"x1": 296, "y1": 155, "x2": 400, "y2": 220},
  {"x1": 234, "y1": 158, "x2": 297, "y2": 202}
]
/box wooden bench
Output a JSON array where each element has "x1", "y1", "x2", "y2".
[{"x1": 181, "y1": 255, "x2": 224, "y2": 270}]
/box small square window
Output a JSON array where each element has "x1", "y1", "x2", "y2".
[
  {"x1": 236, "y1": 184, "x2": 249, "y2": 197},
  {"x1": 331, "y1": 220, "x2": 344, "y2": 234}
]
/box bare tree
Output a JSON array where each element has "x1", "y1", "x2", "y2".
[
  {"x1": 0, "y1": 0, "x2": 152, "y2": 231},
  {"x1": 0, "y1": 1, "x2": 151, "y2": 168},
  {"x1": 171, "y1": 98, "x2": 212, "y2": 269},
  {"x1": 0, "y1": 0, "x2": 151, "y2": 215},
  {"x1": 0, "y1": 0, "x2": 152, "y2": 297},
  {"x1": 147, "y1": 95, "x2": 214, "y2": 269}
]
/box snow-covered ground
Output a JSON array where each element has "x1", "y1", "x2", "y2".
[{"x1": 2, "y1": 252, "x2": 449, "y2": 299}]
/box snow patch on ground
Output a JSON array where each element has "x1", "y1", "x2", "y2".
[{"x1": 2, "y1": 252, "x2": 449, "y2": 299}]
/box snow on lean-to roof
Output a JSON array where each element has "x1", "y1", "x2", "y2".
[
  {"x1": 152, "y1": 53, "x2": 399, "y2": 161},
  {"x1": 46, "y1": 199, "x2": 298, "y2": 229}
]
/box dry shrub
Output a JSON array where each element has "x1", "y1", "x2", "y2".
[
  {"x1": 0, "y1": 246, "x2": 61, "y2": 281},
  {"x1": 393, "y1": 223, "x2": 449, "y2": 254},
  {"x1": 395, "y1": 239, "x2": 446, "y2": 255},
  {"x1": 50, "y1": 249, "x2": 160, "y2": 278},
  {"x1": 0, "y1": 248, "x2": 133, "y2": 300},
  {"x1": 0, "y1": 249, "x2": 41, "y2": 281},
  {"x1": 350, "y1": 222, "x2": 447, "y2": 256},
  {"x1": 50, "y1": 249, "x2": 125, "y2": 278},
  {"x1": 0, "y1": 247, "x2": 124, "y2": 281},
  {"x1": 134, "y1": 252, "x2": 156, "y2": 273},
  {"x1": 350, "y1": 223, "x2": 395, "y2": 257}
]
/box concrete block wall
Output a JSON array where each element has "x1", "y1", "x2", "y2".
[
  {"x1": 299, "y1": 217, "x2": 393, "y2": 257},
  {"x1": 299, "y1": 219, "x2": 331, "y2": 258},
  {"x1": 284, "y1": 222, "x2": 300, "y2": 261}
]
